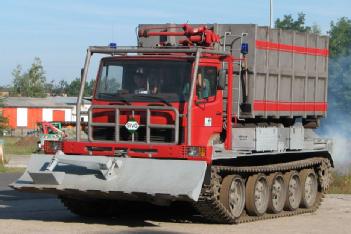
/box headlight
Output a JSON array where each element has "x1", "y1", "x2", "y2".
[{"x1": 187, "y1": 146, "x2": 206, "y2": 157}]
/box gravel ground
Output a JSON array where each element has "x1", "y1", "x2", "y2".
[{"x1": 0, "y1": 173, "x2": 350, "y2": 234}]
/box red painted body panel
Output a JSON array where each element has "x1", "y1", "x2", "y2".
[
  {"x1": 191, "y1": 60, "x2": 223, "y2": 146},
  {"x1": 225, "y1": 56, "x2": 234, "y2": 150},
  {"x1": 91, "y1": 102, "x2": 179, "y2": 125},
  {"x1": 63, "y1": 140, "x2": 213, "y2": 163},
  {"x1": 64, "y1": 55, "x2": 233, "y2": 164},
  {"x1": 256, "y1": 40, "x2": 329, "y2": 57},
  {"x1": 253, "y1": 100, "x2": 327, "y2": 112}
]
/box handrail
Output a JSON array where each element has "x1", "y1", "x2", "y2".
[
  {"x1": 88, "y1": 46, "x2": 231, "y2": 56},
  {"x1": 187, "y1": 49, "x2": 201, "y2": 145},
  {"x1": 76, "y1": 49, "x2": 92, "y2": 141}
]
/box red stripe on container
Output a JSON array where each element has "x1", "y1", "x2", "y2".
[
  {"x1": 256, "y1": 40, "x2": 329, "y2": 57},
  {"x1": 253, "y1": 100, "x2": 327, "y2": 112}
]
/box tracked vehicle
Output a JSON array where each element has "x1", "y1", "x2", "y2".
[{"x1": 11, "y1": 24, "x2": 333, "y2": 223}]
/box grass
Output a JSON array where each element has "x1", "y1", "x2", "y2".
[
  {"x1": 329, "y1": 171, "x2": 351, "y2": 194},
  {"x1": 0, "y1": 164, "x2": 25, "y2": 173},
  {"x1": 1, "y1": 136, "x2": 38, "y2": 156}
]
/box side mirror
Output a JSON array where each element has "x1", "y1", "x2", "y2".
[
  {"x1": 80, "y1": 68, "x2": 84, "y2": 82},
  {"x1": 217, "y1": 69, "x2": 226, "y2": 90}
]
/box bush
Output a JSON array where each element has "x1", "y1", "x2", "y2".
[{"x1": 329, "y1": 170, "x2": 351, "y2": 194}]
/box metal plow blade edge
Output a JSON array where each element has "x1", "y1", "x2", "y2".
[{"x1": 10, "y1": 154, "x2": 207, "y2": 202}]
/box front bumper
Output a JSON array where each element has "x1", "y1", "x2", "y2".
[{"x1": 10, "y1": 154, "x2": 207, "y2": 202}]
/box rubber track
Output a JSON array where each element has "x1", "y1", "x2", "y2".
[{"x1": 194, "y1": 157, "x2": 329, "y2": 224}]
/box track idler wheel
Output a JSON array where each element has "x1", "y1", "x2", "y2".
[
  {"x1": 245, "y1": 173, "x2": 269, "y2": 216},
  {"x1": 219, "y1": 175, "x2": 246, "y2": 218},
  {"x1": 284, "y1": 170, "x2": 302, "y2": 211},
  {"x1": 267, "y1": 172, "x2": 287, "y2": 213},
  {"x1": 300, "y1": 169, "x2": 318, "y2": 208}
]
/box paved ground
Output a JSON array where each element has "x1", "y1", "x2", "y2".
[
  {"x1": 1, "y1": 173, "x2": 351, "y2": 234},
  {"x1": 4, "y1": 155, "x2": 30, "y2": 168}
]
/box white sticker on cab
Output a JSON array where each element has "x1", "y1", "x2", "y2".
[{"x1": 204, "y1": 117, "x2": 212, "y2": 127}]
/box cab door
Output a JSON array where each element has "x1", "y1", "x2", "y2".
[{"x1": 191, "y1": 65, "x2": 223, "y2": 146}]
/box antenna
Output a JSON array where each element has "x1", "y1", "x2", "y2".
[
  {"x1": 270, "y1": 0, "x2": 274, "y2": 28},
  {"x1": 111, "y1": 25, "x2": 115, "y2": 42}
]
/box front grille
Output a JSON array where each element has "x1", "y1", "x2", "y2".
[
  {"x1": 88, "y1": 105, "x2": 179, "y2": 144},
  {"x1": 92, "y1": 126, "x2": 175, "y2": 143}
]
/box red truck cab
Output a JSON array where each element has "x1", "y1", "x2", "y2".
[{"x1": 63, "y1": 53, "x2": 233, "y2": 164}]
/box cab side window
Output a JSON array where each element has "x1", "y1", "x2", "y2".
[{"x1": 196, "y1": 66, "x2": 217, "y2": 99}]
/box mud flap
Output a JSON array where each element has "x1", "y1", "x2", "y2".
[{"x1": 11, "y1": 154, "x2": 207, "y2": 202}]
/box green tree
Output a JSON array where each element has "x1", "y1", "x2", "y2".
[
  {"x1": 318, "y1": 17, "x2": 351, "y2": 136},
  {"x1": 66, "y1": 78, "x2": 81, "y2": 96},
  {"x1": 45, "y1": 80, "x2": 55, "y2": 95},
  {"x1": 311, "y1": 24, "x2": 322, "y2": 35},
  {"x1": 0, "y1": 98, "x2": 9, "y2": 134},
  {"x1": 12, "y1": 57, "x2": 47, "y2": 97},
  {"x1": 275, "y1": 12, "x2": 311, "y2": 32},
  {"x1": 329, "y1": 17, "x2": 351, "y2": 57},
  {"x1": 66, "y1": 78, "x2": 94, "y2": 97},
  {"x1": 12, "y1": 65, "x2": 24, "y2": 95},
  {"x1": 48, "y1": 79, "x2": 69, "y2": 96},
  {"x1": 57, "y1": 80, "x2": 69, "y2": 95},
  {"x1": 275, "y1": 12, "x2": 321, "y2": 35},
  {"x1": 328, "y1": 55, "x2": 351, "y2": 109},
  {"x1": 327, "y1": 17, "x2": 351, "y2": 110}
]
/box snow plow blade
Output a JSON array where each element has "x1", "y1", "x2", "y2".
[{"x1": 10, "y1": 154, "x2": 207, "y2": 202}]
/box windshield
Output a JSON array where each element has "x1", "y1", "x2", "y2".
[{"x1": 95, "y1": 59, "x2": 192, "y2": 102}]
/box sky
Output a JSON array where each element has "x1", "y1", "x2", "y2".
[{"x1": 0, "y1": 0, "x2": 350, "y2": 86}]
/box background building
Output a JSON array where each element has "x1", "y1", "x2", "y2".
[{"x1": 0, "y1": 97, "x2": 90, "y2": 135}]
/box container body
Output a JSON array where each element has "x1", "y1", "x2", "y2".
[{"x1": 138, "y1": 24, "x2": 329, "y2": 120}]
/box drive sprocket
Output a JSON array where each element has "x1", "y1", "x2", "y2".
[{"x1": 318, "y1": 159, "x2": 332, "y2": 191}]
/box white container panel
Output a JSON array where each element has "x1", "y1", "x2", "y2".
[
  {"x1": 256, "y1": 128, "x2": 278, "y2": 152},
  {"x1": 232, "y1": 128, "x2": 255, "y2": 150},
  {"x1": 290, "y1": 127, "x2": 304, "y2": 150}
]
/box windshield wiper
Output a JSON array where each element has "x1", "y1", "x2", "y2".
[
  {"x1": 98, "y1": 93, "x2": 131, "y2": 105},
  {"x1": 133, "y1": 94, "x2": 171, "y2": 106}
]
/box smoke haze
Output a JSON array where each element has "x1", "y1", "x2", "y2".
[{"x1": 318, "y1": 52, "x2": 351, "y2": 172}]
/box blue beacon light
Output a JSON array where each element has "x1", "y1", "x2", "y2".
[
  {"x1": 241, "y1": 43, "x2": 249, "y2": 55},
  {"x1": 109, "y1": 42, "x2": 117, "y2": 48}
]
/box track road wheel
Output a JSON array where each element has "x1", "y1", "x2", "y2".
[
  {"x1": 219, "y1": 175, "x2": 246, "y2": 218},
  {"x1": 284, "y1": 171, "x2": 302, "y2": 211},
  {"x1": 245, "y1": 173, "x2": 269, "y2": 216},
  {"x1": 300, "y1": 169, "x2": 318, "y2": 208},
  {"x1": 59, "y1": 196, "x2": 114, "y2": 218},
  {"x1": 267, "y1": 173, "x2": 287, "y2": 214}
]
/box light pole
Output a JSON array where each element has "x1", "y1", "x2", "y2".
[{"x1": 270, "y1": 0, "x2": 273, "y2": 28}]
